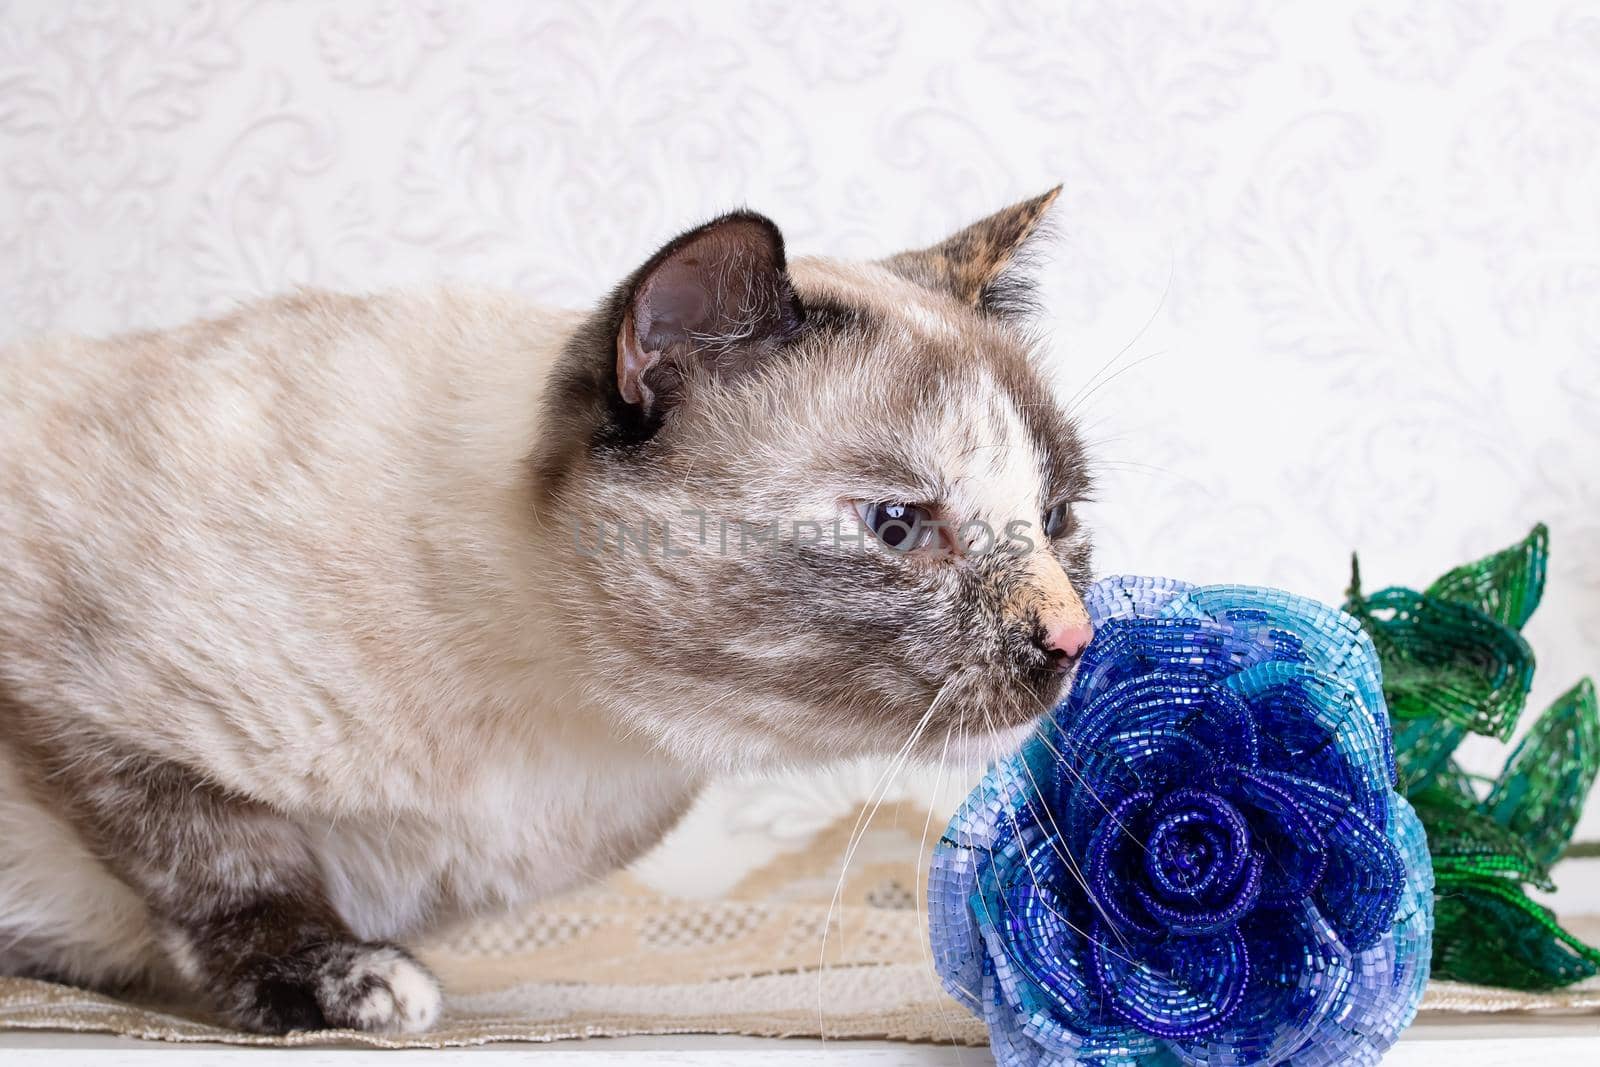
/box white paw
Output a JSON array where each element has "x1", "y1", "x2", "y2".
[{"x1": 318, "y1": 945, "x2": 442, "y2": 1033}]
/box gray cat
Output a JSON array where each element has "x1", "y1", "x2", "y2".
[{"x1": 0, "y1": 188, "x2": 1093, "y2": 1033}]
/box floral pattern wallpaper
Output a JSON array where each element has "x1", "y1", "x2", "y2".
[{"x1": 3, "y1": 1, "x2": 1598, "y2": 895}]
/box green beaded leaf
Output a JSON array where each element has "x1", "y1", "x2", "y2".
[
  {"x1": 1426, "y1": 523, "x2": 1548, "y2": 631},
  {"x1": 1346, "y1": 583, "x2": 1533, "y2": 740},
  {"x1": 1392, "y1": 716, "x2": 1469, "y2": 797},
  {"x1": 1432, "y1": 759, "x2": 1483, "y2": 803},
  {"x1": 1485, "y1": 678, "x2": 1600, "y2": 868},
  {"x1": 1432, "y1": 873, "x2": 1600, "y2": 990},
  {"x1": 1413, "y1": 788, "x2": 1554, "y2": 891},
  {"x1": 1348, "y1": 525, "x2": 1600, "y2": 991}
]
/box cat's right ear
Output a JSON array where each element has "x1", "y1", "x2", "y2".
[
  {"x1": 615, "y1": 212, "x2": 802, "y2": 419},
  {"x1": 882, "y1": 186, "x2": 1060, "y2": 321}
]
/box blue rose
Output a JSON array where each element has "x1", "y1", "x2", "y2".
[{"x1": 930, "y1": 576, "x2": 1434, "y2": 1066}]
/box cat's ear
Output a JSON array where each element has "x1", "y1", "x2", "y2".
[
  {"x1": 616, "y1": 211, "x2": 802, "y2": 418},
  {"x1": 883, "y1": 186, "x2": 1060, "y2": 320}
]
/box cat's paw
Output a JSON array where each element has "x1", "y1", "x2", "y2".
[
  {"x1": 314, "y1": 944, "x2": 442, "y2": 1033},
  {"x1": 229, "y1": 942, "x2": 442, "y2": 1034}
]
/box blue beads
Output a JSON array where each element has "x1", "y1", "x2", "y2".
[{"x1": 929, "y1": 576, "x2": 1435, "y2": 1066}]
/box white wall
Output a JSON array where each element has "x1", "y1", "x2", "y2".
[{"x1": 3, "y1": 1, "x2": 1598, "y2": 875}]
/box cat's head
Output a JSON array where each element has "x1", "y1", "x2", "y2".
[{"x1": 538, "y1": 189, "x2": 1093, "y2": 771}]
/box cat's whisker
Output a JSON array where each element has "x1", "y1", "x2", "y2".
[
  {"x1": 1066, "y1": 348, "x2": 1171, "y2": 423},
  {"x1": 1006, "y1": 709, "x2": 1135, "y2": 956},
  {"x1": 964, "y1": 723, "x2": 1150, "y2": 978},
  {"x1": 1020, "y1": 692, "x2": 1148, "y2": 856},
  {"x1": 1094, "y1": 459, "x2": 1173, "y2": 474},
  {"x1": 1062, "y1": 254, "x2": 1173, "y2": 418},
  {"x1": 980, "y1": 704, "x2": 1135, "y2": 959},
  {"x1": 970, "y1": 775, "x2": 1143, "y2": 974},
  {"x1": 985, "y1": 709, "x2": 1106, "y2": 890},
  {"x1": 817, "y1": 676, "x2": 954, "y2": 1040},
  {"x1": 1089, "y1": 455, "x2": 1210, "y2": 496},
  {"x1": 912, "y1": 722, "x2": 967, "y2": 1059}
]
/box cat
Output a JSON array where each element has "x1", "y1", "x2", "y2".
[{"x1": 0, "y1": 188, "x2": 1094, "y2": 1034}]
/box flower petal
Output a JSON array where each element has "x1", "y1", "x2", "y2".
[
  {"x1": 1087, "y1": 573, "x2": 1198, "y2": 625},
  {"x1": 1062, "y1": 670, "x2": 1257, "y2": 821},
  {"x1": 1170, "y1": 586, "x2": 1384, "y2": 716},
  {"x1": 1084, "y1": 791, "x2": 1164, "y2": 938},
  {"x1": 930, "y1": 746, "x2": 1052, "y2": 1006},
  {"x1": 1315, "y1": 806, "x2": 1407, "y2": 953},
  {"x1": 978, "y1": 876, "x2": 1158, "y2": 1062},
  {"x1": 1067, "y1": 617, "x2": 1268, "y2": 752},
  {"x1": 1229, "y1": 768, "x2": 1330, "y2": 904},
  {"x1": 1226, "y1": 663, "x2": 1392, "y2": 824},
  {"x1": 1307, "y1": 796, "x2": 1435, "y2": 1062},
  {"x1": 982, "y1": 966, "x2": 1160, "y2": 1066},
  {"x1": 1167, "y1": 902, "x2": 1353, "y2": 1067},
  {"x1": 984, "y1": 878, "x2": 1099, "y2": 1033},
  {"x1": 1091, "y1": 923, "x2": 1250, "y2": 1039}
]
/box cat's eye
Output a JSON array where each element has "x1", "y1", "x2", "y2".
[
  {"x1": 1042, "y1": 500, "x2": 1074, "y2": 540},
  {"x1": 855, "y1": 502, "x2": 932, "y2": 552}
]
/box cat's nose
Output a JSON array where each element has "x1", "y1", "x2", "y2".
[{"x1": 1038, "y1": 620, "x2": 1093, "y2": 667}]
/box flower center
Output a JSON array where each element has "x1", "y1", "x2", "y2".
[{"x1": 1143, "y1": 790, "x2": 1252, "y2": 901}]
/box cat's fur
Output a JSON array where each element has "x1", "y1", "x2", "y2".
[{"x1": 0, "y1": 189, "x2": 1093, "y2": 1032}]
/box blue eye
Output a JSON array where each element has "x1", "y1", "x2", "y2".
[
  {"x1": 856, "y1": 502, "x2": 932, "y2": 551},
  {"x1": 1043, "y1": 501, "x2": 1073, "y2": 539}
]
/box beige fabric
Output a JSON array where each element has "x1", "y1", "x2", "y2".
[{"x1": 2, "y1": 803, "x2": 1596, "y2": 1048}]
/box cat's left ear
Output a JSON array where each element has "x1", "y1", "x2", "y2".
[
  {"x1": 883, "y1": 186, "x2": 1060, "y2": 320},
  {"x1": 616, "y1": 211, "x2": 802, "y2": 419}
]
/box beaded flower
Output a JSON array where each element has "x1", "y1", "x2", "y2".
[{"x1": 930, "y1": 576, "x2": 1434, "y2": 1066}]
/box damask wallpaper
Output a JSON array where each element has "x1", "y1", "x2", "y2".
[{"x1": 2, "y1": 2, "x2": 1597, "y2": 890}]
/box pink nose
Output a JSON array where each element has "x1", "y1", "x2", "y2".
[{"x1": 1042, "y1": 620, "x2": 1094, "y2": 663}]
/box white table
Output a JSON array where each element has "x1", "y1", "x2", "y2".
[{"x1": 4, "y1": 1015, "x2": 1600, "y2": 1065}]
